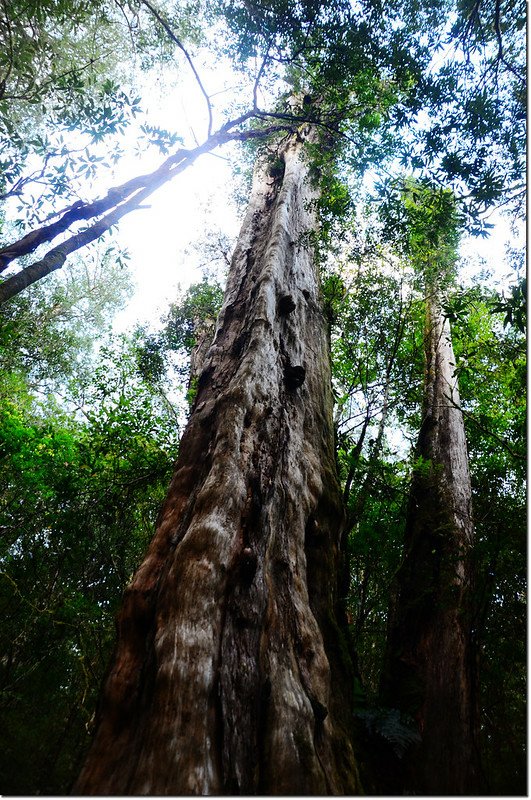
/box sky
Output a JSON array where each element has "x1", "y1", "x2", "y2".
[
  {"x1": 111, "y1": 145, "x2": 240, "y2": 331},
  {"x1": 94, "y1": 53, "x2": 251, "y2": 332}
]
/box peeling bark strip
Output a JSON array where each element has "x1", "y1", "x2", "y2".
[
  {"x1": 381, "y1": 294, "x2": 478, "y2": 794},
  {"x1": 74, "y1": 132, "x2": 361, "y2": 795}
]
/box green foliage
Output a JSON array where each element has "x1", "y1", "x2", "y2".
[
  {"x1": 321, "y1": 272, "x2": 347, "y2": 324},
  {"x1": 134, "y1": 277, "x2": 225, "y2": 389},
  {"x1": 418, "y1": 0, "x2": 525, "y2": 220},
  {"x1": 329, "y1": 255, "x2": 423, "y2": 445},
  {"x1": 450, "y1": 283, "x2": 526, "y2": 465},
  {"x1": 453, "y1": 289, "x2": 527, "y2": 792},
  {"x1": 186, "y1": 375, "x2": 199, "y2": 407},
  {"x1": 489, "y1": 276, "x2": 526, "y2": 333},
  {"x1": 315, "y1": 176, "x2": 355, "y2": 255},
  {"x1": 0, "y1": 256, "x2": 179, "y2": 795},
  {"x1": 345, "y1": 458, "x2": 408, "y2": 691},
  {"x1": 324, "y1": 242, "x2": 422, "y2": 692},
  {"x1": 221, "y1": 0, "x2": 524, "y2": 222},
  {"x1": 139, "y1": 123, "x2": 184, "y2": 155},
  {"x1": 376, "y1": 178, "x2": 462, "y2": 289},
  {"x1": 165, "y1": 278, "x2": 224, "y2": 353},
  {"x1": 0, "y1": 248, "x2": 132, "y2": 387},
  {"x1": 0, "y1": 366, "x2": 178, "y2": 793},
  {"x1": 410, "y1": 454, "x2": 436, "y2": 480},
  {"x1": 0, "y1": 0, "x2": 144, "y2": 212}
]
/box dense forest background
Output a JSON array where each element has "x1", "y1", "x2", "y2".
[{"x1": 0, "y1": 0, "x2": 525, "y2": 794}]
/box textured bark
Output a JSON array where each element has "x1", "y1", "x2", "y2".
[
  {"x1": 381, "y1": 292, "x2": 479, "y2": 794},
  {"x1": 189, "y1": 315, "x2": 217, "y2": 387},
  {"x1": 74, "y1": 131, "x2": 361, "y2": 795}
]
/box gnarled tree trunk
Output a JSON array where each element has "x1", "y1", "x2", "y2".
[
  {"x1": 74, "y1": 132, "x2": 361, "y2": 795},
  {"x1": 381, "y1": 290, "x2": 479, "y2": 794}
]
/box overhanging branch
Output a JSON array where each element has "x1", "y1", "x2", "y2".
[
  {"x1": 0, "y1": 120, "x2": 294, "y2": 304},
  {"x1": 444, "y1": 391, "x2": 525, "y2": 461}
]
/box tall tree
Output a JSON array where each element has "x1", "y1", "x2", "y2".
[
  {"x1": 75, "y1": 129, "x2": 362, "y2": 794},
  {"x1": 380, "y1": 185, "x2": 479, "y2": 794}
]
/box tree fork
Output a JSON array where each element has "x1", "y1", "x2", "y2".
[{"x1": 74, "y1": 131, "x2": 361, "y2": 795}]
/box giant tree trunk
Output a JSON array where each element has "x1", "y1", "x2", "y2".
[
  {"x1": 74, "y1": 131, "x2": 361, "y2": 795},
  {"x1": 381, "y1": 291, "x2": 479, "y2": 794}
]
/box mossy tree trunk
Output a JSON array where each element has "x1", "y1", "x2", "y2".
[
  {"x1": 74, "y1": 131, "x2": 361, "y2": 795},
  {"x1": 381, "y1": 290, "x2": 479, "y2": 794}
]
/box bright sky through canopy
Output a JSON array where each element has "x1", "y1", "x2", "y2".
[
  {"x1": 103, "y1": 47, "x2": 523, "y2": 333},
  {"x1": 2, "y1": 22, "x2": 523, "y2": 331},
  {"x1": 112, "y1": 145, "x2": 239, "y2": 330}
]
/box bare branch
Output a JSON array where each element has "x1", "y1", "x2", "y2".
[
  {"x1": 139, "y1": 0, "x2": 214, "y2": 137},
  {"x1": 252, "y1": 108, "x2": 363, "y2": 149},
  {"x1": 253, "y1": 44, "x2": 272, "y2": 111}
]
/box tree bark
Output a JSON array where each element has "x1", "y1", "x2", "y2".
[
  {"x1": 74, "y1": 131, "x2": 361, "y2": 795},
  {"x1": 380, "y1": 291, "x2": 479, "y2": 794}
]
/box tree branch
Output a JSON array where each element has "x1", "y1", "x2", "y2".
[
  {"x1": 253, "y1": 44, "x2": 272, "y2": 111},
  {"x1": 139, "y1": 0, "x2": 214, "y2": 137},
  {"x1": 445, "y1": 392, "x2": 525, "y2": 461},
  {"x1": 493, "y1": 0, "x2": 524, "y2": 84},
  {"x1": 0, "y1": 121, "x2": 294, "y2": 303},
  {"x1": 0, "y1": 149, "x2": 191, "y2": 271}
]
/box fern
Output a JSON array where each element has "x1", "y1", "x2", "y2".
[{"x1": 356, "y1": 708, "x2": 421, "y2": 758}]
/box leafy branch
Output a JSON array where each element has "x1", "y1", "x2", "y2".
[{"x1": 445, "y1": 391, "x2": 525, "y2": 461}]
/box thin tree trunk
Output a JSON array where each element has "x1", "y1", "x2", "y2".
[
  {"x1": 380, "y1": 291, "x2": 479, "y2": 794},
  {"x1": 74, "y1": 131, "x2": 361, "y2": 795}
]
